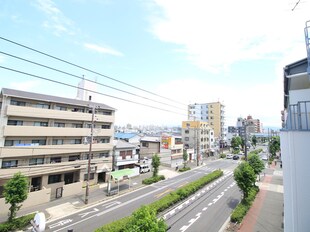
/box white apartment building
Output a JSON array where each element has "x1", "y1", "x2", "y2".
[
  {"x1": 182, "y1": 121, "x2": 215, "y2": 160},
  {"x1": 188, "y1": 102, "x2": 225, "y2": 139},
  {"x1": 280, "y1": 58, "x2": 310, "y2": 232},
  {"x1": 0, "y1": 88, "x2": 115, "y2": 209}
]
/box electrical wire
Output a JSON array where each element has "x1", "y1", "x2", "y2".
[
  {"x1": 0, "y1": 36, "x2": 186, "y2": 106},
  {"x1": 0, "y1": 65, "x2": 187, "y2": 117},
  {"x1": 0, "y1": 51, "x2": 185, "y2": 111}
]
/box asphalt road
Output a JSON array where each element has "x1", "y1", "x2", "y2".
[{"x1": 44, "y1": 159, "x2": 239, "y2": 232}]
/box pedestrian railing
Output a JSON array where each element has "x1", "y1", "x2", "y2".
[{"x1": 285, "y1": 101, "x2": 310, "y2": 131}]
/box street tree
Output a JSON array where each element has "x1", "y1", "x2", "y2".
[
  {"x1": 183, "y1": 150, "x2": 188, "y2": 168},
  {"x1": 231, "y1": 136, "x2": 242, "y2": 150},
  {"x1": 151, "y1": 154, "x2": 160, "y2": 177},
  {"x1": 4, "y1": 172, "x2": 28, "y2": 221},
  {"x1": 234, "y1": 162, "x2": 256, "y2": 199},
  {"x1": 248, "y1": 153, "x2": 265, "y2": 181},
  {"x1": 251, "y1": 135, "x2": 257, "y2": 148},
  {"x1": 269, "y1": 136, "x2": 280, "y2": 158},
  {"x1": 125, "y1": 205, "x2": 167, "y2": 232}
]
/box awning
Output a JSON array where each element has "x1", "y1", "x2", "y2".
[{"x1": 110, "y1": 169, "x2": 135, "y2": 181}]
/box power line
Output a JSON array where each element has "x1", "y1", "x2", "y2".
[
  {"x1": 0, "y1": 65, "x2": 187, "y2": 117},
  {"x1": 0, "y1": 51, "x2": 185, "y2": 111},
  {"x1": 0, "y1": 36, "x2": 186, "y2": 106},
  {"x1": 292, "y1": 0, "x2": 301, "y2": 10}
]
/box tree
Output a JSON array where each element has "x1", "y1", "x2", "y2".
[
  {"x1": 4, "y1": 172, "x2": 28, "y2": 221},
  {"x1": 234, "y1": 162, "x2": 256, "y2": 199},
  {"x1": 269, "y1": 136, "x2": 280, "y2": 157},
  {"x1": 125, "y1": 205, "x2": 167, "y2": 232},
  {"x1": 251, "y1": 135, "x2": 257, "y2": 148},
  {"x1": 231, "y1": 136, "x2": 242, "y2": 150},
  {"x1": 248, "y1": 153, "x2": 265, "y2": 181},
  {"x1": 151, "y1": 154, "x2": 160, "y2": 177},
  {"x1": 183, "y1": 150, "x2": 188, "y2": 168}
]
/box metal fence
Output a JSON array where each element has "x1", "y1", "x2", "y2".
[{"x1": 285, "y1": 101, "x2": 310, "y2": 131}]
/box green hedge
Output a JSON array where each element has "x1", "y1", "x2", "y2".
[
  {"x1": 142, "y1": 175, "x2": 165, "y2": 185},
  {"x1": 97, "y1": 170, "x2": 223, "y2": 232},
  {"x1": 178, "y1": 167, "x2": 191, "y2": 172},
  {"x1": 0, "y1": 213, "x2": 35, "y2": 232},
  {"x1": 220, "y1": 153, "x2": 226, "y2": 158},
  {"x1": 230, "y1": 187, "x2": 259, "y2": 223}
]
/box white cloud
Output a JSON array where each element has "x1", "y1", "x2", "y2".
[
  {"x1": 36, "y1": 0, "x2": 76, "y2": 36},
  {"x1": 148, "y1": 0, "x2": 310, "y2": 72},
  {"x1": 84, "y1": 43, "x2": 124, "y2": 56}
]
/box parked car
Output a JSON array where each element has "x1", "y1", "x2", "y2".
[
  {"x1": 233, "y1": 155, "x2": 240, "y2": 160},
  {"x1": 226, "y1": 154, "x2": 233, "y2": 159}
]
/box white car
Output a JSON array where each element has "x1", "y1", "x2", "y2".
[{"x1": 226, "y1": 154, "x2": 234, "y2": 159}]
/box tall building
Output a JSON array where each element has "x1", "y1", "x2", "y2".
[
  {"x1": 76, "y1": 77, "x2": 98, "y2": 102},
  {"x1": 0, "y1": 88, "x2": 115, "y2": 209},
  {"x1": 181, "y1": 121, "x2": 215, "y2": 160},
  {"x1": 280, "y1": 58, "x2": 310, "y2": 231},
  {"x1": 188, "y1": 102, "x2": 225, "y2": 139}
]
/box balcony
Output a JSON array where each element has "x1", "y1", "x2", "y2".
[
  {"x1": 6, "y1": 105, "x2": 114, "y2": 123},
  {"x1": 284, "y1": 101, "x2": 310, "y2": 131},
  {"x1": 3, "y1": 126, "x2": 113, "y2": 137}
]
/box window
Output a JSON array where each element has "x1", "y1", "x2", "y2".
[
  {"x1": 10, "y1": 100, "x2": 26, "y2": 106},
  {"x1": 52, "y1": 139, "x2": 64, "y2": 145},
  {"x1": 34, "y1": 122, "x2": 48, "y2": 127},
  {"x1": 101, "y1": 124, "x2": 111, "y2": 129},
  {"x1": 72, "y1": 108, "x2": 84, "y2": 112},
  {"x1": 74, "y1": 139, "x2": 81, "y2": 144},
  {"x1": 185, "y1": 137, "x2": 189, "y2": 141},
  {"x1": 72, "y1": 123, "x2": 83, "y2": 128},
  {"x1": 186, "y1": 123, "x2": 190, "y2": 127},
  {"x1": 120, "y1": 150, "x2": 133, "y2": 159},
  {"x1": 175, "y1": 138, "x2": 182, "y2": 144},
  {"x1": 55, "y1": 105, "x2": 67, "y2": 111},
  {"x1": 48, "y1": 174, "x2": 62, "y2": 184},
  {"x1": 54, "y1": 122, "x2": 65, "y2": 127},
  {"x1": 1, "y1": 160, "x2": 18, "y2": 168},
  {"x1": 185, "y1": 130, "x2": 189, "y2": 134},
  {"x1": 29, "y1": 158, "x2": 44, "y2": 165},
  {"x1": 85, "y1": 154, "x2": 93, "y2": 160},
  {"x1": 35, "y1": 103, "x2": 50, "y2": 109},
  {"x1": 100, "y1": 138, "x2": 110, "y2": 143},
  {"x1": 101, "y1": 111, "x2": 112, "y2": 115},
  {"x1": 141, "y1": 142, "x2": 149, "y2": 147},
  {"x1": 84, "y1": 173, "x2": 94, "y2": 181},
  {"x1": 99, "y1": 152, "x2": 110, "y2": 158},
  {"x1": 69, "y1": 155, "x2": 80, "y2": 161},
  {"x1": 50, "y1": 157, "x2": 61, "y2": 163},
  {"x1": 4, "y1": 140, "x2": 21, "y2": 146},
  {"x1": 8, "y1": 120, "x2": 23, "y2": 126},
  {"x1": 32, "y1": 140, "x2": 46, "y2": 145}
]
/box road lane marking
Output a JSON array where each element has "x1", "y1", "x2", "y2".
[
  {"x1": 49, "y1": 219, "x2": 73, "y2": 229},
  {"x1": 155, "y1": 188, "x2": 173, "y2": 198},
  {"x1": 79, "y1": 208, "x2": 99, "y2": 218}
]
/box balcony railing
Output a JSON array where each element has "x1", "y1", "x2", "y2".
[{"x1": 285, "y1": 101, "x2": 310, "y2": 131}]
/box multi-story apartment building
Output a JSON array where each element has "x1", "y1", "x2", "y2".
[
  {"x1": 188, "y1": 102, "x2": 225, "y2": 139},
  {"x1": 0, "y1": 88, "x2": 115, "y2": 209},
  {"x1": 113, "y1": 139, "x2": 138, "y2": 171},
  {"x1": 181, "y1": 121, "x2": 214, "y2": 160},
  {"x1": 280, "y1": 58, "x2": 310, "y2": 232}
]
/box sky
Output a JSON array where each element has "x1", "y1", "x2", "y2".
[{"x1": 0, "y1": 0, "x2": 309, "y2": 130}]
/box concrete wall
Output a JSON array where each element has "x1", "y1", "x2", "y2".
[
  {"x1": 0, "y1": 187, "x2": 51, "y2": 212},
  {"x1": 280, "y1": 131, "x2": 310, "y2": 232},
  {"x1": 63, "y1": 181, "x2": 83, "y2": 198}
]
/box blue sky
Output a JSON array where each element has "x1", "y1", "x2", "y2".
[{"x1": 0, "y1": 0, "x2": 309, "y2": 129}]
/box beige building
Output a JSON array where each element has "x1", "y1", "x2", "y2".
[
  {"x1": 188, "y1": 102, "x2": 225, "y2": 139},
  {"x1": 181, "y1": 121, "x2": 214, "y2": 161},
  {"x1": 0, "y1": 88, "x2": 115, "y2": 209}
]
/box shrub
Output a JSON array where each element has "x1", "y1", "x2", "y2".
[
  {"x1": 220, "y1": 153, "x2": 226, "y2": 158},
  {"x1": 95, "y1": 216, "x2": 131, "y2": 232},
  {"x1": 142, "y1": 175, "x2": 165, "y2": 185},
  {"x1": 230, "y1": 187, "x2": 259, "y2": 223},
  {"x1": 178, "y1": 167, "x2": 191, "y2": 172},
  {"x1": 0, "y1": 213, "x2": 35, "y2": 232}
]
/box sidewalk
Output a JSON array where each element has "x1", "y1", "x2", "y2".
[{"x1": 237, "y1": 161, "x2": 284, "y2": 232}]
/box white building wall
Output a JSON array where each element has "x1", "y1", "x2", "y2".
[
  {"x1": 289, "y1": 89, "x2": 310, "y2": 104},
  {"x1": 280, "y1": 131, "x2": 310, "y2": 232}
]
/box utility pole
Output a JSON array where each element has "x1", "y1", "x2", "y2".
[
  {"x1": 85, "y1": 104, "x2": 95, "y2": 204},
  {"x1": 244, "y1": 123, "x2": 248, "y2": 161}
]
